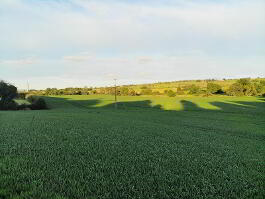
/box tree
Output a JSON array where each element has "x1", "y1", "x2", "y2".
[
  {"x1": 227, "y1": 78, "x2": 258, "y2": 96},
  {"x1": 207, "y1": 83, "x2": 222, "y2": 94},
  {"x1": 140, "y1": 88, "x2": 152, "y2": 95},
  {"x1": 176, "y1": 87, "x2": 185, "y2": 95},
  {"x1": 0, "y1": 81, "x2": 17, "y2": 101},
  {"x1": 120, "y1": 87, "x2": 129, "y2": 96},
  {"x1": 188, "y1": 84, "x2": 201, "y2": 95},
  {"x1": 128, "y1": 89, "x2": 136, "y2": 96},
  {"x1": 167, "y1": 90, "x2": 176, "y2": 97},
  {"x1": 227, "y1": 83, "x2": 244, "y2": 96},
  {"x1": 0, "y1": 81, "x2": 18, "y2": 110}
]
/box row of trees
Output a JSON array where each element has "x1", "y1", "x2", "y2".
[
  {"x1": 164, "y1": 79, "x2": 265, "y2": 97},
  {"x1": 27, "y1": 78, "x2": 265, "y2": 97}
]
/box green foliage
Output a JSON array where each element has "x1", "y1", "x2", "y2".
[
  {"x1": 0, "y1": 80, "x2": 17, "y2": 101},
  {"x1": 0, "y1": 81, "x2": 18, "y2": 110},
  {"x1": 26, "y1": 95, "x2": 47, "y2": 110},
  {"x1": 140, "y1": 88, "x2": 153, "y2": 95},
  {"x1": 227, "y1": 78, "x2": 258, "y2": 96},
  {"x1": 176, "y1": 87, "x2": 185, "y2": 95},
  {"x1": 0, "y1": 100, "x2": 17, "y2": 110},
  {"x1": 207, "y1": 83, "x2": 222, "y2": 94},
  {"x1": 128, "y1": 89, "x2": 136, "y2": 96},
  {"x1": 28, "y1": 78, "x2": 265, "y2": 97},
  {"x1": 167, "y1": 90, "x2": 176, "y2": 97},
  {"x1": 119, "y1": 87, "x2": 129, "y2": 96},
  {"x1": 30, "y1": 98, "x2": 47, "y2": 110},
  {"x1": 227, "y1": 83, "x2": 244, "y2": 96},
  {"x1": 188, "y1": 84, "x2": 201, "y2": 95},
  {"x1": 17, "y1": 92, "x2": 26, "y2": 99}
]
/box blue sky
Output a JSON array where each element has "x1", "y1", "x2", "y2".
[{"x1": 0, "y1": 0, "x2": 264, "y2": 89}]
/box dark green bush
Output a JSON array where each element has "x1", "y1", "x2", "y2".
[
  {"x1": 0, "y1": 100, "x2": 17, "y2": 110},
  {"x1": 17, "y1": 92, "x2": 26, "y2": 99},
  {"x1": 26, "y1": 95, "x2": 47, "y2": 110},
  {"x1": 17, "y1": 103, "x2": 28, "y2": 110},
  {"x1": 26, "y1": 95, "x2": 37, "y2": 103},
  {"x1": 29, "y1": 98, "x2": 47, "y2": 110}
]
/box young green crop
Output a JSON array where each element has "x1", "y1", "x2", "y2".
[{"x1": 0, "y1": 95, "x2": 264, "y2": 199}]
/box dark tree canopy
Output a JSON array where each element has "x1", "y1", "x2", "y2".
[{"x1": 0, "y1": 80, "x2": 17, "y2": 101}]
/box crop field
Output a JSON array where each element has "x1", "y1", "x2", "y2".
[{"x1": 0, "y1": 95, "x2": 265, "y2": 199}]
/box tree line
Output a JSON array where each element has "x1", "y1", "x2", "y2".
[{"x1": 27, "y1": 78, "x2": 265, "y2": 97}]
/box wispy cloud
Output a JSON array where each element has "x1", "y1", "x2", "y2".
[
  {"x1": 0, "y1": 57, "x2": 38, "y2": 65},
  {"x1": 0, "y1": 0, "x2": 264, "y2": 89}
]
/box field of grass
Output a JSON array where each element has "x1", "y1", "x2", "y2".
[{"x1": 1, "y1": 95, "x2": 264, "y2": 199}]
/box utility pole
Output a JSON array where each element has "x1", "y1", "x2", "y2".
[
  {"x1": 27, "y1": 81, "x2": 30, "y2": 93},
  {"x1": 114, "y1": 78, "x2": 117, "y2": 109}
]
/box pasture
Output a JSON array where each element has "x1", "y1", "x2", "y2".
[{"x1": 0, "y1": 95, "x2": 264, "y2": 199}]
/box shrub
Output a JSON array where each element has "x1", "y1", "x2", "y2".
[
  {"x1": 26, "y1": 95, "x2": 47, "y2": 110},
  {"x1": 0, "y1": 100, "x2": 17, "y2": 110},
  {"x1": 245, "y1": 84, "x2": 257, "y2": 96},
  {"x1": 167, "y1": 90, "x2": 176, "y2": 97},
  {"x1": 207, "y1": 83, "x2": 223, "y2": 94},
  {"x1": 140, "y1": 89, "x2": 152, "y2": 95},
  {"x1": 152, "y1": 91, "x2": 161, "y2": 95},
  {"x1": 128, "y1": 89, "x2": 136, "y2": 96},
  {"x1": 26, "y1": 95, "x2": 37, "y2": 103},
  {"x1": 227, "y1": 83, "x2": 244, "y2": 96},
  {"x1": 176, "y1": 87, "x2": 185, "y2": 95},
  {"x1": 17, "y1": 92, "x2": 26, "y2": 99},
  {"x1": 30, "y1": 98, "x2": 47, "y2": 110},
  {"x1": 188, "y1": 84, "x2": 201, "y2": 95},
  {"x1": 227, "y1": 79, "x2": 258, "y2": 96},
  {"x1": 17, "y1": 103, "x2": 28, "y2": 110}
]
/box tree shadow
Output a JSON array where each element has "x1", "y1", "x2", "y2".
[{"x1": 179, "y1": 100, "x2": 202, "y2": 112}]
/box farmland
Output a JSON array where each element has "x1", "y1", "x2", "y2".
[{"x1": 0, "y1": 95, "x2": 265, "y2": 199}]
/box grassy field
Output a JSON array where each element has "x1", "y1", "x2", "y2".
[{"x1": 1, "y1": 95, "x2": 265, "y2": 199}]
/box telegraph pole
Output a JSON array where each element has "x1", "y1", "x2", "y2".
[
  {"x1": 114, "y1": 78, "x2": 117, "y2": 109},
  {"x1": 27, "y1": 81, "x2": 30, "y2": 93}
]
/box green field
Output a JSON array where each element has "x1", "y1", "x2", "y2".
[{"x1": 1, "y1": 95, "x2": 265, "y2": 199}]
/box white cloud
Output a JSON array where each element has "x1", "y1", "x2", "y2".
[
  {"x1": 0, "y1": 57, "x2": 38, "y2": 65},
  {"x1": 1, "y1": 0, "x2": 264, "y2": 54},
  {"x1": 0, "y1": 0, "x2": 264, "y2": 89}
]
